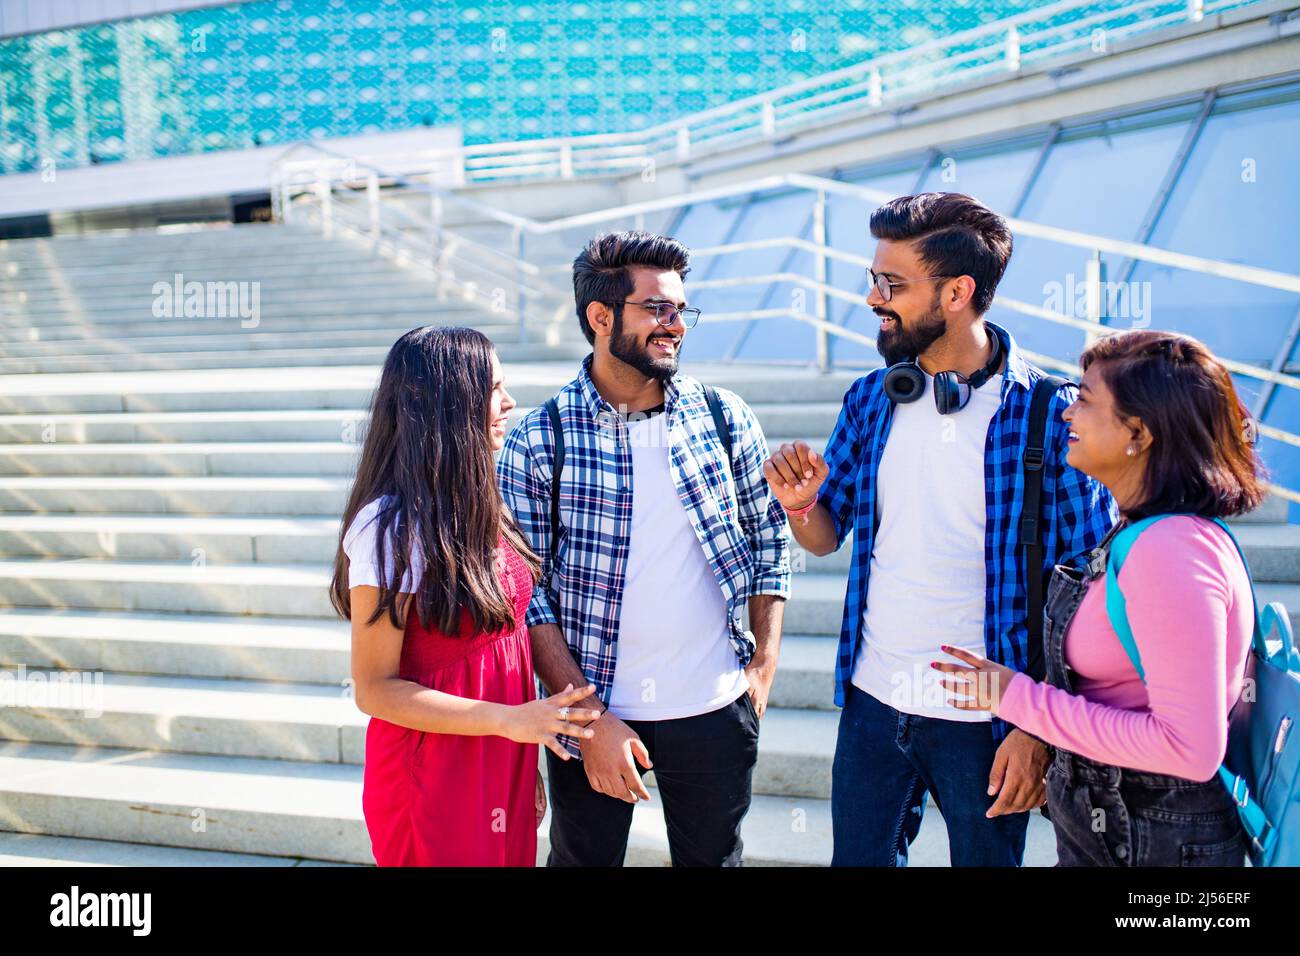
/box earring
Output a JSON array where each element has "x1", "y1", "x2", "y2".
[{"x1": 1126, "y1": 445, "x2": 1136, "y2": 457}]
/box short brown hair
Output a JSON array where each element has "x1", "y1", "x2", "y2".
[
  {"x1": 1079, "y1": 329, "x2": 1267, "y2": 520},
  {"x1": 572, "y1": 231, "x2": 691, "y2": 345},
  {"x1": 869, "y1": 192, "x2": 1013, "y2": 315}
]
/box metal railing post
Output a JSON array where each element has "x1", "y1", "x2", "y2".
[
  {"x1": 514, "y1": 226, "x2": 528, "y2": 343},
  {"x1": 367, "y1": 172, "x2": 380, "y2": 245},
  {"x1": 676, "y1": 127, "x2": 691, "y2": 163},
  {"x1": 315, "y1": 177, "x2": 332, "y2": 238},
  {"x1": 431, "y1": 192, "x2": 445, "y2": 300},
  {"x1": 1084, "y1": 249, "x2": 1104, "y2": 348},
  {"x1": 813, "y1": 189, "x2": 830, "y2": 373}
]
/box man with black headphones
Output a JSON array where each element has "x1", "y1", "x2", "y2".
[{"x1": 764, "y1": 192, "x2": 1117, "y2": 866}]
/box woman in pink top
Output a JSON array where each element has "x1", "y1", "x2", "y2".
[
  {"x1": 933, "y1": 330, "x2": 1266, "y2": 866},
  {"x1": 329, "y1": 327, "x2": 602, "y2": 866}
]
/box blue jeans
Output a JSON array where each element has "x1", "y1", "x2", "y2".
[{"x1": 831, "y1": 684, "x2": 1029, "y2": 866}]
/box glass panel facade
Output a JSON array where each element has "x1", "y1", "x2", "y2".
[{"x1": 669, "y1": 78, "x2": 1300, "y2": 505}]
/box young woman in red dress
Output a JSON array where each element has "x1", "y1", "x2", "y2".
[{"x1": 329, "y1": 326, "x2": 602, "y2": 866}]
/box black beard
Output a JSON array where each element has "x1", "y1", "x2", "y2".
[
  {"x1": 875, "y1": 294, "x2": 947, "y2": 365},
  {"x1": 609, "y1": 311, "x2": 680, "y2": 382}
]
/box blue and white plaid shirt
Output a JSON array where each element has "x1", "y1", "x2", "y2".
[
  {"x1": 819, "y1": 322, "x2": 1117, "y2": 743},
  {"x1": 497, "y1": 354, "x2": 792, "y2": 756}
]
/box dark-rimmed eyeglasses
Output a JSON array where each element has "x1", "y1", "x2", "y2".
[
  {"x1": 867, "y1": 269, "x2": 954, "y2": 303},
  {"x1": 615, "y1": 299, "x2": 702, "y2": 329}
]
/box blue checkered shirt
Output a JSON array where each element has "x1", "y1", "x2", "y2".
[
  {"x1": 819, "y1": 323, "x2": 1117, "y2": 743},
  {"x1": 497, "y1": 354, "x2": 792, "y2": 757}
]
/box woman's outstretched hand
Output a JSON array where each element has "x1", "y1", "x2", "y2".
[
  {"x1": 501, "y1": 682, "x2": 603, "y2": 759},
  {"x1": 930, "y1": 645, "x2": 1017, "y2": 714}
]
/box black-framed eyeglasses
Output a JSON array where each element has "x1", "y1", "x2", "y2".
[
  {"x1": 866, "y1": 269, "x2": 954, "y2": 303},
  {"x1": 615, "y1": 299, "x2": 702, "y2": 329}
]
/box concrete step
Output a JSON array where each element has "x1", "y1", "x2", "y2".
[
  {"x1": 770, "y1": 634, "x2": 838, "y2": 709},
  {"x1": 0, "y1": 607, "x2": 349, "y2": 683},
  {"x1": 0, "y1": 556, "x2": 844, "y2": 628},
  {"x1": 0, "y1": 604, "x2": 840, "y2": 707},
  {"x1": 782, "y1": 573, "x2": 850, "y2": 636},
  {"x1": 0, "y1": 410, "x2": 371, "y2": 444},
  {"x1": 0, "y1": 342, "x2": 592, "y2": 375},
  {"x1": 0, "y1": 363, "x2": 860, "y2": 414},
  {"x1": 0, "y1": 327, "x2": 534, "y2": 360},
  {"x1": 0, "y1": 476, "x2": 350, "y2": 516},
  {"x1": 0, "y1": 434, "x2": 830, "y2": 477},
  {"x1": 0, "y1": 557, "x2": 335, "y2": 618},
  {"x1": 0, "y1": 271, "x2": 443, "y2": 303},
  {"x1": 0, "y1": 397, "x2": 827, "y2": 444},
  {"x1": 0, "y1": 343, "x2": 585, "y2": 379},
  {"x1": 0, "y1": 668, "x2": 837, "y2": 796},
  {"x1": 0, "y1": 741, "x2": 1058, "y2": 866},
  {"x1": 5, "y1": 311, "x2": 486, "y2": 343},
  {"x1": 0, "y1": 742, "x2": 371, "y2": 863},
  {"x1": 11, "y1": 556, "x2": 1296, "y2": 636},
  {"x1": 0, "y1": 513, "x2": 341, "y2": 562},
  {"x1": 0, "y1": 224, "x2": 350, "y2": 257},
  {"x1": 0, "y1": 310, "x2": 526, "y2": 340},
  {"x1": 1, "y1": 282, "x2": 448, "y2": 310},
  {"x1": 0, "y1": 248, "x2": 410, "y2": 274},
  {"x1": 0, "y1": 440, "x2": 365, "y2": 477},
  {"x1": 4, "y1": 324, "x2": 569, "y2": 360},
  {"x1": 0, "y1": 831, "x2": 352, "y2": 866},
  {"x1": 0, "y1": 670, "x2": 366, "y2": 763}
]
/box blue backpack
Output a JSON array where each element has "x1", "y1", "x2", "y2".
[{"x1": 1106, "y1": 514, "x2": 1300, "y2": 866}]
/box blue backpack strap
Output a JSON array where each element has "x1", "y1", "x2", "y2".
[{"x1": 1103, "y1": 515, "x2": 1172, "y2": 683}]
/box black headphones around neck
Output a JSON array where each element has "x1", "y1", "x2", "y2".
[{"x1": 883, "y1": 323, "x2": 1006, "y2": 415}]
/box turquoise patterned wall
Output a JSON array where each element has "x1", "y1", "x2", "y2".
[{"x1": 0, "y1": 0, "x2": 1050, "y2": 175}]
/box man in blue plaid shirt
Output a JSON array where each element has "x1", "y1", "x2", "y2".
[
  {"x1": 497, "y1": 231, "x2": 791, "y2": 866},
  {"x1": 764, "y1": 193, "x2": 1116, "y2": 866}
]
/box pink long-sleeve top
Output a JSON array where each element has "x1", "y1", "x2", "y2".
[{"x1": 998, "y1": 514, "x2": 1254, "y2": 781}]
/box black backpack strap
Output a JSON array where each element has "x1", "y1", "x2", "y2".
[
  {"x1": 1022, "y1": 375, "x2": 1068, "y2": 682},
  {"x1": 703, "y1": 385, "x2": 734, "y2": 477},
  {"x1": 543, "y1": 398, "x2": 564, "y2": 572}
]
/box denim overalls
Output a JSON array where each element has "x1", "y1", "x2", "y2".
[{"x1": 1039, "y1": 522, "x2": 1247, "y2": 866}]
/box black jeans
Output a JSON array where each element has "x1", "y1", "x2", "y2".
[
  {"x1": 545, "y1": 693, "x2": 759, "y2": 867},
  {"x1": 1047, "y1": 749, "x2": 1246, "y2": 867}
]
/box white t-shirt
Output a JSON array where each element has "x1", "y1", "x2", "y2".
[
  {"x1": 850, "y1": 371, "x2": 1004, "y2": 721},
  {"x1": 609, "y1": 411, "x2": 749, "y2": 720},
  {"x1": 343, "y1": 497, "x2": 423, "y2": 593}
]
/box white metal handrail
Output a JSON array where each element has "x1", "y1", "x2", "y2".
[
  {"x1": 279, "y1": 159, "x2": 1300, "y2": 378},
  {"x1": 276, "y1": 41, "x2": 1300, "y2": 504}
]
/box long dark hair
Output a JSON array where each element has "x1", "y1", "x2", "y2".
[
  {"x1": 329, "y1": 326, "x2": 541, "y2": 633},
  {"x1": 1079, "y1": 329, "x2": 1268, "y2": 521}
]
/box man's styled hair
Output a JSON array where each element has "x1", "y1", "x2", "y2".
[
  {"x1": 572, "y1": 231, "x2": 691, "y2": 345},
  {"x1": 869, "y1": 192, "x2": 1013, "y2": 316}
]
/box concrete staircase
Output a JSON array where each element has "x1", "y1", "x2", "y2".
[{"x1": 0, "y1": 223, "x2": 1291, "y2": 867}]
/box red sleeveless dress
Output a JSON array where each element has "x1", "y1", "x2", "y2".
[{"x1": 361, "y1": 537, "x2": 539, "y2": 866}]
